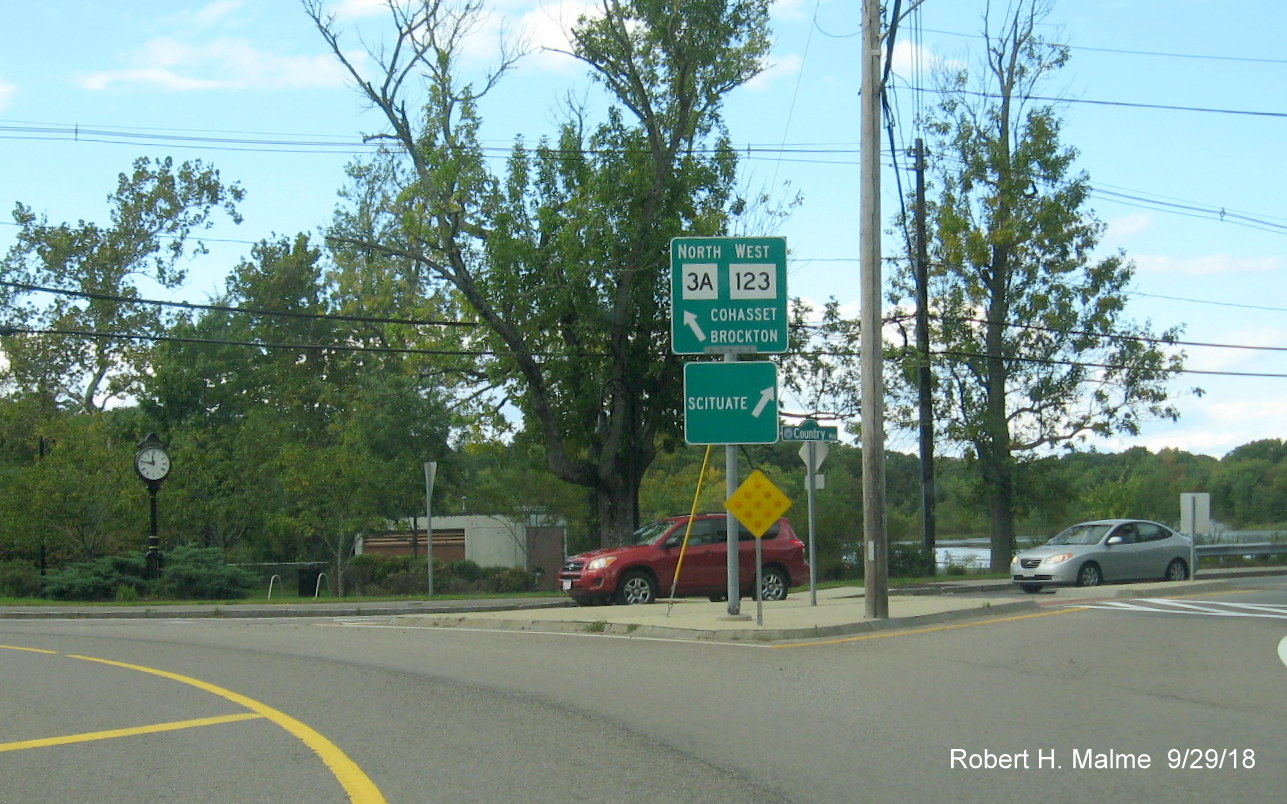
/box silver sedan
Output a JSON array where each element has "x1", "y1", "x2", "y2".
[{"x1": 1010, "y1": 519, "x2": 1194, "y2": 593}]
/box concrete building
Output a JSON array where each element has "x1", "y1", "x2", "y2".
[{"x1": 355, "y1": 514, "x2": 565, "y2": 591}]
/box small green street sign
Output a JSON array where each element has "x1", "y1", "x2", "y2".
[
  {"x1": 684, "y1": 361, "x2": 779, "y2": 445},
  {"x1": 780, "y1": 419, "x2": 839, "y2": 442},
  {"x1": 671, "y1": 236, "x2": 788, "y2": 355}
]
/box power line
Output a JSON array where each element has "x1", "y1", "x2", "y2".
[
  {"x1": 932, "y1": 349, "x2": 1287, "y2": 380},
  {"x1": 0, "y1": 325, "x2": 595, "y2": 359},
  {"x1": 0, "y1": 280, "x2": 476, "y2": 329}
]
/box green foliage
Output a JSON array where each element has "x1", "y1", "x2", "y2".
[
  {"x1": 43, "y1": 553, "x2": 149, "y2": 601},
  {"x1": 41, "y1": 547, "x2": 252, "y2": 601},
  {"x1": 888, "y1": 0, "x2": 1187, "y2": 566},
  {"x1": 888, "y1": 544, "x2": 934, "y2": 578},
  {"x1": 0, "y1": 560, "x2": 41, "y2": 597},
  {"x1": 1, "y1": 156, "x2": 242, "y2": 413},
  {"x1": 344, "y1": 554, "x2": 536, "y2": 596},
  {"x1": 154, "y1": 545, "x2": 256, "y2": 600}
]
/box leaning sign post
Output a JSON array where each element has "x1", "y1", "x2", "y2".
[
  {"x1": 781, "y1": 419, "x2": 839, "y2": 605},
  {"x1": 672, "y1": 236, "x2": 787, "y2": 616}
]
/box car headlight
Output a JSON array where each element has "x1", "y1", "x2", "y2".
[
  {"x1": 1043, "y1": 552, "x2": 1075, "y2": 565},
  {"x1": 586, "y1": 556, "x2": 617, "y2": 571}
]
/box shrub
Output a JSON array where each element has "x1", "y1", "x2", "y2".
[
  {"x1": 484, "y1": 566, "x2": 534, "y2": 593},
  {"x1": 156, "y1": 546, "x2": 256, "y2": 600},
  {"x1": 888, "y1": 543, "x2": 935, "y2": 578},
  {"x1": 42, "y1": 547, "x2": 252, "y2": 601},
  {"x1": 450, "y1": 559, "x2": 483, "y2": 582},
  {"x1": 0, "y1": 560, "x2": 43, "y2": 598},
  {"x1": 43, "y1": 553, "x2": 149, "y2": 601}
]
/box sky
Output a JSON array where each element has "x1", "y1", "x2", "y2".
[{"x1": 0, "y1": 0, "x2": 1284, "y2": 460}]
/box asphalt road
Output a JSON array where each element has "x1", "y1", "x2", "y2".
[{"x1": 2, "y1": 578, "x2": 1284, "y2": 803}]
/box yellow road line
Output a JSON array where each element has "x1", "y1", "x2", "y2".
[
  {"x1": 0, "y1": 713, "x2": 262, "y2": 753},
  {"x1": 0, "y1": 644, "x2": 57, "y2": 654},
  {"x1": 771, "y1": 606, "x2": 1086, "y2": 649},
  {"x1": 66, "y1": 654, "x2": 388, "y2": 804}
]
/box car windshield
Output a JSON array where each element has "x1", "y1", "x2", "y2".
[
  {"x1": 628, "y1": 520, "x2": 675, "y2": 546},
  {"x1": 1047, "y1": 523, "x2": 1113, "y2": 546}
]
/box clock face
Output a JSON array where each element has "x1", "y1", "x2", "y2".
[{"x1": 136, "y1": 447, "x2": 170, "y2": 481}]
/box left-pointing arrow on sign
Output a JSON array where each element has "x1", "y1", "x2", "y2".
[{"x1": 683, "y1": 311, "x2": 706, "y2": 342}]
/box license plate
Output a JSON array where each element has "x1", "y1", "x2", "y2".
[{"x1": 561, "y1": 579, "x2": 572, "y2": 591}]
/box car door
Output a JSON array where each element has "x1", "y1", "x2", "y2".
[
  {"x1": 1103, "y1": 523, "x2": 1147, "y2": 581},
  {"x1": 669, "y1": 517, "x2": 726, "y2": 595},
  {"x1": 1132, "y1": 522, "x2": 1176, "y2": 579}
]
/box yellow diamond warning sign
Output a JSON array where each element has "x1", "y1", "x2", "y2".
[{"x1": 726, "y1": 469, "x2": 792, "y2": 539}]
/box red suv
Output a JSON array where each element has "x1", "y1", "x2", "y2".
[{"x1": 558, "y1": 514, "x2": 810, "y2": 605}]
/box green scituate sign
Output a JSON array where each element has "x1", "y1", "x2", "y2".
[{"x1": 683, "y1": 361, "x2": 779, "y2": 446}]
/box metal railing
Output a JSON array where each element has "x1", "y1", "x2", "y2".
[{"x1": 1195, "y1": 543, "x2": 1287, "y2": 558}]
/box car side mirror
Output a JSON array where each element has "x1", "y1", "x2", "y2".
[{"x1": 1106, "y1": 535, "x2": 1124, "y2": 546}]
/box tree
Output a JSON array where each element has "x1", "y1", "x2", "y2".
[
  {"x1": 140, "y1": 233, "x2": 457, "y2": 568},
  {"x1": 893, "y1": 0, "x2": 1188, "y2": 568},
  {"x1": 1, "y1": 157, "x2": 242, "y2": 413},
  {"x1": 306, "y1": 0, "x2": 772, "y2": 545}
]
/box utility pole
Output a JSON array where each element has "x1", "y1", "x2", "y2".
[
  {"x1": 913, "y1": 138, "x2": 937, "y2": 574},
  {"x1": 860, "y1": 0, "x2": 888, "y2": 619}
]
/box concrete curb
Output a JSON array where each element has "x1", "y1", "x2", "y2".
[{"x1": 389, "y1": 599, "x2": 1045, "y2": 643}]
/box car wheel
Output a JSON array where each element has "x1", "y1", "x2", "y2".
[
  {"x1": 1164, "y1": 558, "x2": 1189, "y2": 581},
  {"x1": 614, "y1": 570, "x2": 657, "y2": 605},
  {"x1": 760, "y1": 567, "x2": 789, "y2": 601},
  {"x1": 708, "y1": 592, "x2": 727, "y2": 603},
  {"x1": 1019, "y1": 583, "x2": 1043, "y2": 593},
  {"x1": 1075, "y1": 562, "x2": 1102, "y2": 587}
]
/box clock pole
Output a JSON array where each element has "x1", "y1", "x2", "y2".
[
  {"x1": 146, "y1": 483, "x2": 161, "y2": 579},
  {"x1": 135, "y1": 433, "x2": 170, "y2": 579}
]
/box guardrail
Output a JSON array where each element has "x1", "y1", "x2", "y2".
[{"x1": 1196, "y1": 543, "x2": 1287, "y2": 558}]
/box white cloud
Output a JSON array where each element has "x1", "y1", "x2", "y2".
[
  {"x1": 328, "y1": 0, "x2": 387, "y2": 20},
  {"x1": 745, "y1": 53, "x2": 803, "y2": 93},
  {"x1": 0, "y1": 76, "x2": 15, "y2": 111},
  {"x1": 80, "y1": 37, "x2": 354, "y2": 92},
  {"x1": 887, "y1": 40, "x2": 963, "y2": 83},
  {"x1": 1133, "y1": 253, "x2": 1282, "y2": 278},
  {"x1": 514, "y1": 1, "x2": 594, "y2": 73},
  {"x1": 1107, "y1": 212, "x2": 1152, "y2": 239}
]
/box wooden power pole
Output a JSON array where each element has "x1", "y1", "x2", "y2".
[{"x1": 860, "y1": 0, "x2": 888, "y2": 619}]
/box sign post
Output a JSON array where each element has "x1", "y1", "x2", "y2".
[
  {"x1": 671, "y1": 236, "x2": 788, "y2": 617},
  {"x1": 782, "y1": 419, "x2": 838, "y2": 605}
]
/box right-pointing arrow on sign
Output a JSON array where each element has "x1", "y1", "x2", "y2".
[{"x1": 751, "y1": 386, "x2": 775, "y2": 418}]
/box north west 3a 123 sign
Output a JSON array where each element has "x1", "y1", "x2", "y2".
[{"x1": 670, "y1": 237, "x2": 788, "y2": 355}]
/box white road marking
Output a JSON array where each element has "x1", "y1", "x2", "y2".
[{"x1": 1070, "y1": 598, "x2": 1287, "y2": 620}]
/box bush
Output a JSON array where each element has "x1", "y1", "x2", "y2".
[
  {"x1": 43, "y1": 553, "x2": 150, "y2": 601},
  {"x1": 343, "y1": 554, "x2": 541, "y2": 596},
  {"x1": 42, "y1": 547, "x2": 252, "y2": 601},
  {"x1": 888, "y1": 543, "x2": 935, "y2": 578},
  {"x1": 155, "y1": 546, "x2": 256, "y2": 600},
  {"x1": 0, "y1": 560, "x2": 43, "y2": 597}
]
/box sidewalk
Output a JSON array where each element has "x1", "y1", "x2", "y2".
[
  {"x1": 388, "y1": 571, "x2": 1273, "y2": 643},
  {"x1": 2, "y1": 568, "x2": 1278, "y2": 643}
]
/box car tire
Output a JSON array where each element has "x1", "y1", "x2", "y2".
[
  {"x1": 1164, "y1": 558, "x2": 1189, "y2": 581},
  {"x1": 708, "y1": 592, "x2": 727, "y2": 602},
  {"x1": 1075, "y1": 562, "x2": 1102, "y2": 587},
  {"x1": 1019, "y1": 583, "x2": 1043, "y2": 593},
  {"x1": 614, "y1": 570, "x2": 657, "y2": 605},
  {"x1": 760, "y1": 567, "x2": 789, "y2": 601}
]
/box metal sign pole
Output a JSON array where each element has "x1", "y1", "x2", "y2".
[
  {"x1": 807, "y1": 440, "x2": 818, "y2": 606},
  {"x1": 424, "y1": 461, "x2": 437, "y2": 597}
]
